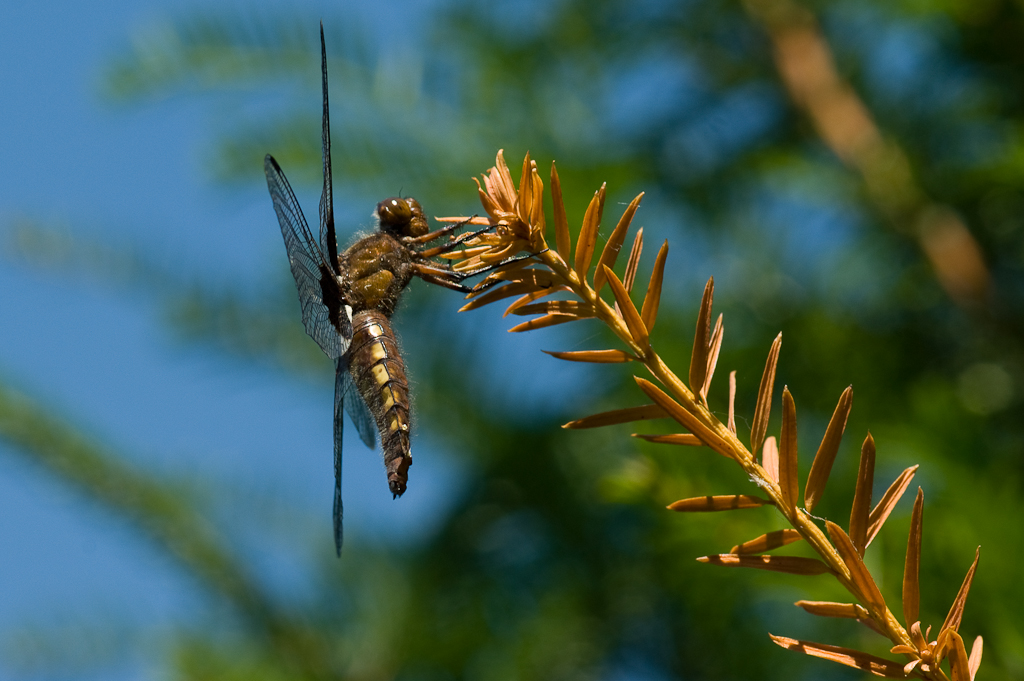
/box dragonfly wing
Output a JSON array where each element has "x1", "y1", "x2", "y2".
[
  {"x1": 333, "y1": 357, "x2": 347, "y2": 556},
  {"x1": 264, "y1": 155, "x2": 349, "y2": 359},
  {"x1": 318, "y1": 23, "x2": 340, "y2": 275},
  {"x1": 341, "y1": 368, "x2": 377, "y2": 449}
]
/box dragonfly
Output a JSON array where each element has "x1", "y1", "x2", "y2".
[{"x1": 264, "y1": 24, "x2": 513, "y2": 555}]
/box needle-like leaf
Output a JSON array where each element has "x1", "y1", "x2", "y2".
[
  {"x1": 689, "y1": 278, "x2": 714, "y2": 396},
  {"x1": 634, "y1": 377, "x2": 730, "y2": 455},
  {"x1": 594, "y1": 193, "x2": 643, "y2": 293},
  {"x1": 491, "y1": 268, "x2": 563, "y2": 286},
  {"x1": 503, "y1": 287, "x2": 571, "y2": 317},
  {"x1": 450, "y1": 244, "x2": 493, "y2": 262},
  {"x1": 574, "y1": 184, "x2": 606, "y2": 279},
  {"x1": 762, "y1": 436, "x2": 779, "y2": 484},
  {"x1": 459, "y1": 281, "x2": 546, "y2": 312},
  {"x1": 946, "y1": 631, "x2": 971, "y2": 681},
  {"x1": 902, "y1": 487, "x2": 923, "y2": 628},
  {"x1": 623, "y1": 227, "x2": 644, "y2": 293},
  {"x1": 475, "y1": 184, "x2": 500, "y2": 218},
  {"x1": 826, "y1": 521, "x2": 887, "y2": 614},
  {"x1": 604, "y1": 266, "x2": 649, "y2": 349},
  {"x1": 511, "y1": 300, "x2": 594, "y2": 317},
  {"x1": 866, "y1": 465, "x2": 918, "y2": 547},
  {"x1": 941, "y1": 547, "x2": 981, "y2": 634},
  {"x1": 909, "y1": 621, "x2": 927, "y2": 651},
  {"x1": 667, "y1": 495, "x2": 771, "y2": 511},
  {"x1": 794, "y1": 600, "x2": 871, "y2": 620},
  {"x1": 508, "y1": 313, "x2": 581, "y2": 333},
  {"x1": 634, "y1": 432, "x2": 731, "y2": 457},
  {"x1": 563, "y1": 404, "x2": 668, "y2": 429},
  {"x1": 779, "y1": 387, "x2": 799, "y2": 511},
  {"x1": 727, "y1": 370, "x2": 737, "y2": 433},
  {"x1": 701, "y1": 314, "x2": 724, "y2": 401},
  {"x1": 639, "y1": 241, "x2": 668, "y2": 332},
  {"x1": 770, "y1": 636, "x2": 909, "y2": 678},
  {"x1": 804, "y1": 386, "x2": 853, "y2": 512},
  {"x1": 551, "y1": 161, "x2": 571, "y2": 263},
  {"x1": 849, "y1": 433, "x2": 876, "y2": 556},
  {"x1": 751, "y1": 333, "x2": 782, "y2": 457},
  {"x1": 731, "y1": 529, "x2": 801, "y2": 554},
  {"x1": 968, "y1": 636, "x2": 983, "y2": 681},
  {"x1": 484, "y1": 240, "x2": 530, "y2": 265},
  {"x1": 699, "y1": 554, "x2": 831, "y2": 575},
  {"x1": 543, "y1": 349, "x2": 633, "y2": 363},
  {"x1": 527, "y1": 161, "x2": 544, "y2": 229},
  {"x1": 632, "y1": 433, "x2": 702, "y2": 446},
  {"x1": 517, "y1": 152, "x2": 533, "y2": 224}
]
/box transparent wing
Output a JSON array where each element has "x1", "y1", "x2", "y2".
[
  {"x1": 318, "y1": 23, "x2": 340, "y2": 272},
  {"x1": 264, "y1": 154, "x2": 348, "y2": 359},
  {"x1": 341, "y1": 369, "x2": 377, "y2": 449},
  {"x1": 333, "y1": 357, "x2": 346, "y2": 556}
]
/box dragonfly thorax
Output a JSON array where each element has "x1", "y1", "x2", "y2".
[{"x1": 339, "y1": 232, "x2": 415, "y2": 316}]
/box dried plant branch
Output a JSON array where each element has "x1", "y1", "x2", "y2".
[{"x1": 445, "y1": 150, "x2": 983, "y2": 680}]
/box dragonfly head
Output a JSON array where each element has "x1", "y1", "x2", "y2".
[{"x1": 377, "y1": 197, "x2": 429, "y2": 238}]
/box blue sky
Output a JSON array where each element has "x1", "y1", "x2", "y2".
[{"x1": 0, "y1": 1, "x2": 468, "y2": 676}]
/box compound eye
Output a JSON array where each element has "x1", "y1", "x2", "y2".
[
  {"x1": 404, "y1": 198, "x2": 429, "y2": 237},
  {"x1": 377, "y1": 197, "x2": 412, "y2": 229}
]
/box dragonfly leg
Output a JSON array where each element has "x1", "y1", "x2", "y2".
[
  {"x1": 413, "y1": 250, "x2": 547, "y2": 293},
  {"x1": 404, "y1": 216, "x2": 478, "y2": 245},
  {"x1": 417, "y1": 225, "x2": 495, "y2": 258},
  {"x1": 411, "y1": 263, "x2": 477, "y2": 293},
  {"x1": 461, "y1": 251, "x2": 547, "y2": 286}
]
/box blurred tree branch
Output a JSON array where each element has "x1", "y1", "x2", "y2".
[
  {"x1": 744, "y1": 0, "x2": 992, "y2": 309},
  {"x1": 0, "y1": 381, "x2": 338, "y2": 679}
]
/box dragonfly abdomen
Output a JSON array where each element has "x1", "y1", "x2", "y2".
[{"x1": 348, "y1": 309, "x2": 412, "y2": 497}]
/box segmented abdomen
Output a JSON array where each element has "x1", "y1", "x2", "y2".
[{"x1": 347, "y1": 309, "x2": 412, "y2": 497}]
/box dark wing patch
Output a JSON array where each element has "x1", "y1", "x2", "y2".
[
  {"x1": 264, "y1": 154, "x2": 349, "y2": 359},
  {"x1": 318, "y1": 23, "x2": 339, "y2": 274},
  {"x1": 333, "y1": 357, "x2": 346, "y2": 556},
  {"x1": 341, "y1": 368, "x2": 377, "y2": 449}
]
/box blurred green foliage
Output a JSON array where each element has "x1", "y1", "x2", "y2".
[{"x1": 5, "y1": 0, "x2": 1024, "y2": 679}]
